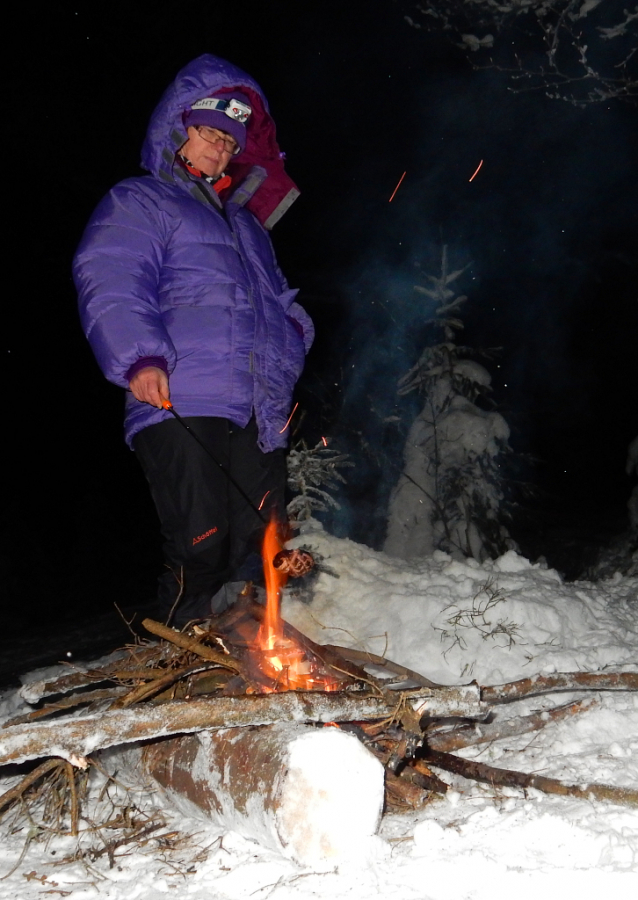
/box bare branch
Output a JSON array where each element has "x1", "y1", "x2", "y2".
[{"x1": 425, "y1": 747, "x2": 638, "y2": 807}]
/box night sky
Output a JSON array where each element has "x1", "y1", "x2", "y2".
[{"x1": 5, "y1": 1, "x2": 638, "y2": 637}]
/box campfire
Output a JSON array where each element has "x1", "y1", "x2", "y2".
[
  {"x1": 252, "y1": 519, "x2": 341, "y2": 692},
  {"x1": 3, "y1": 529, "x2": 638, "y2": 867}
]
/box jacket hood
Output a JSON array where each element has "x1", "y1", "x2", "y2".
[
  {"x1": 141, "y1": 54, "x2": 299, "y2": 228},
  {"x1": 141, "y1": 54, "x2": 266, "y2": 177}
]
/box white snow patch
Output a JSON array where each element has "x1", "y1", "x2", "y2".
[{"x1": 277, "y1": 726, "x2": 385, "y2": 867}]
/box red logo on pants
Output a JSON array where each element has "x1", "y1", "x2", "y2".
[{"x1": 192, "y1": 526, "x2": 218, "y2": 546}]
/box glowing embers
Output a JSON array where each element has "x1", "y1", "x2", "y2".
[
  {"x1": 259, "y1": 636, "x2": 341, "y2": 692},
  {"x1": 251, "y1": 519, "x2": 342, "y2": 693},
  {"x1": 469, "y1": 159, "x2": 484, "y2": 182},
  {"x1": 389, "y1": 170, "x2": 406, "y2": 202}
]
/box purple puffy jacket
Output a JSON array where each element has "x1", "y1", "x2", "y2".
[{"x1": 73, "y1": 54, "x2": 313, "y2": 452}]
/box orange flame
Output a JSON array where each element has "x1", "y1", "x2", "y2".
[
  {"x1": 255, "y1": 517, "x2": 341, "y2": 692},
  {"x1": 258, "y1": 518, "x2": 287, "y2": 651}
]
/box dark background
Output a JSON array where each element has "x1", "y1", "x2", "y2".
[{"x1": 4, "y1": 1, "x2": 638, "y2": 663}]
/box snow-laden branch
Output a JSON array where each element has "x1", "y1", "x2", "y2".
[
  {"x1": 405, "y1": 0, "x2": 638, "y2": 104},
  {"x1": 287, "y1": 441, "x2": 352, "y2": 522}
]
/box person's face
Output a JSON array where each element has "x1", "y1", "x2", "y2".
[{"x1": 180, "y1": 125, "x2": 237, "y2": 177}]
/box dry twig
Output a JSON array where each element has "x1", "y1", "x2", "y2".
[{"x1": 141, "y1": 619, "x2": 243, "y2": 672}]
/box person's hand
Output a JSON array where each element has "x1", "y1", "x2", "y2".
[{"x1": 129, "y1": 366, "x2": 169, "y2": 408}]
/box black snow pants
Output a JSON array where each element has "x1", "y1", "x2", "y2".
[{"x1": 134, "y1": 416, "x2": 286, "y2": 625}]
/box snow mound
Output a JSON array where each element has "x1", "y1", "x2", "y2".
[{"x1": 283, "y1": 521, "x2": 638, "y2": 686}]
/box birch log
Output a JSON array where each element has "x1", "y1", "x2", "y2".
[
  {"x1": 120, "y1": 723, "x2": 385, "y2": 866},
  {"x1": 0, "y1": 693, "x2": 395, "y2": 767}
]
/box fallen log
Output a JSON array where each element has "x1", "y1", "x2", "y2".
[
  {"x1": 0, "y1": 683, "x2": 489, "y2": 768},
  {"x1": 423, "y1": 748, "x2": 638, "y2": 808},
  {"x1": 483, "y1": 671, "x2": 638, "y2": 703},
  {"x1": 121, "y1": 722, "x2": 385, "y2": 867},
  {"x1": 0, "y1": 693, "x2": 395, "y2": 768}
]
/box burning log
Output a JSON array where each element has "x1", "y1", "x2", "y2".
[{"x1": 130, "y1": 722, "x2": 385, "y2": 866}]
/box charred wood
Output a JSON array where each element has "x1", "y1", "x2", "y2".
[
  {"x1": 113, "y1": 663, "x2": 222, "y2": 708},
  {"x1": 384, "y1": 769, "x2": 431, "y2": 810}
]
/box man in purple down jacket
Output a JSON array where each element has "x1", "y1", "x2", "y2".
[{"x1": 74, "y1": 54, "x2": 313, "y2": 626}]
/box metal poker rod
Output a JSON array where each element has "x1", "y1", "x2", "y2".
[{"x1": 161, "y1": 399, "x2": 267, "y2": 525}]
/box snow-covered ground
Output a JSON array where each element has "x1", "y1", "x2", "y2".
[{"x1": 2, "y1": 520, "x2": 638, "y2": 899}]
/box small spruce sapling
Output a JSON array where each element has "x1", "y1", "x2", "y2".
[
  {"x1": 286, "y1": 440, "x2": 352, "y2": 525},
  {"x1": 384, "y1": 246, "x2": 514, "y2": 562}
]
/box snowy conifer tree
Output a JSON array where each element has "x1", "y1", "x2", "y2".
[
  {"x1": 286, "y1": 440, "x2": 352, "y2": 525},
  {"x1": 384, "y1": 247, "x2": 514, "y2": 562}
]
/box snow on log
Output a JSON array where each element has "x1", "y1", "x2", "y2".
[
  {"x1": 0, "y1": 688, "x2": 487, "y2": 768},
  {"x1": 126, "y1": 724, "x2": 385, "y2": 866},
  {"x1": 411, "y1": 682, "x2": 484, "y2": 718},
  {"x1": 0, "y1": 693, "x2": 397, "y2": 768}
]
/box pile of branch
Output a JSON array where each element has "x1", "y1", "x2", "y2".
[{"x1": 2, "y1": 603, "x2": 638, "y2": 860}]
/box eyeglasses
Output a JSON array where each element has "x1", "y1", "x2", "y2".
[{"x1": 195, "y1": 126, "x2": 239, "y2": 155}]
